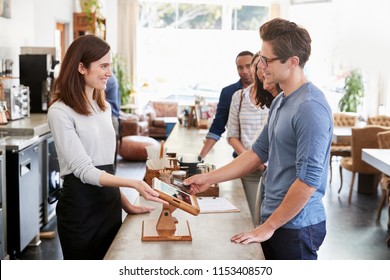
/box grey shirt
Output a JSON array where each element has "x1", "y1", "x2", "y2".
[{"x1": 47, "y1": 100, "x2": 116, "y2": 186}]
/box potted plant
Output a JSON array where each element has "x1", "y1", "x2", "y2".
[
  {"x1": 112, "y1": 54, "x2": 131, "y2": 105},
  {"x1": 79, "y1": 0, "x2": 103, "y2": 26},
  {"x1": 338, "y1": 69, "x2": 364, "y2": 113}
]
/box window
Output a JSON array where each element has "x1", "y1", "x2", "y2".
[
  {"x1": 139, "y1": 1, "x2": 267, "y2": 30},
  {"x1": 136, "y1": 1, "x2": 271, "y2": 103},
  {"x1": 232, "y1": 5, "x2": 268, "y2": 30}
]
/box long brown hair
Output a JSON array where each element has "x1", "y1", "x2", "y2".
[
  {"x1": 253, "y1": 58, "x2": 281, "y2": 109},
  {"x1": 254, "y1": 64, "x2": 281, "y2": 109},
  {"x1": 51, "y1": 35, "x2": 109, "y2": 115}
]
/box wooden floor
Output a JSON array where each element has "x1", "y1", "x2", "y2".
[{"x1": 15, "y1": 156, "x2": 390, "y2": 260}]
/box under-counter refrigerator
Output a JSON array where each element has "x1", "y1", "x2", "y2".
[{"x1": 5, "y1": 136, "x2": 41, "y2": 258}]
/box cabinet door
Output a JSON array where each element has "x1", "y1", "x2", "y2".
[
  {"x1": 18, "y1": 144, "x2": 40, "y2": 251},
  {"x1": 73, "y1": 12, "x2": 106, "y2": 40}
]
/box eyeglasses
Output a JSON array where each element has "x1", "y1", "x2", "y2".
[{"x1": 258, "y1": 53, "x2": 281, "y2": 67}]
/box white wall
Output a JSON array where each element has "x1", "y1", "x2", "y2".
[
  {"x1": 0, "y1": 0, "x2": 74, "y2": 78},
  {"x1": 287, "y1": 0, "x2": 390, "y2": 115},
  {"x1": 0, "y1": 0, "x2": 119, "y2": 79},
  {"x1": 103, "y1": 0, "x2": 118, "y2": 53}
]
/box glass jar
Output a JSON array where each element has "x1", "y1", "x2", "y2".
[{"x1": 171, "y1": 170, "x2": 187, "y2": 186}]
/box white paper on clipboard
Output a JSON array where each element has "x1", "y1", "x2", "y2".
[{"x1": 197, "y1": 196, "x2": 240, "y2": 214}]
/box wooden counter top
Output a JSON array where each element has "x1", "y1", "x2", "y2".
[{"x1": 104, "y1": 125, "x2": 264, "y2": 260}]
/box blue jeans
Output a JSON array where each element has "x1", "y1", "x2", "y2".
[{"x1": 261, "y1": 220, "x2": 326, "y2": 260}]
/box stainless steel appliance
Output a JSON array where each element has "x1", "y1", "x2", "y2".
[
  {"x1": 4, "y1": 85, "x2": 30, "y2": 120},
  {"x1": 39, "y1": 133, "x2": 61, "y2": 226},
  {"x1": 5, "y1": 136, "x2": 41, "y2": 258}
]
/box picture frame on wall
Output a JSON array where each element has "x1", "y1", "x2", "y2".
[{"x1": 0, "y1": 0, "x2": 12, "y2": 19}]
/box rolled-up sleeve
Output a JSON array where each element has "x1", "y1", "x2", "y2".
[{"x1": 294, "y1": 101, "x2": 332, "y2": 188}]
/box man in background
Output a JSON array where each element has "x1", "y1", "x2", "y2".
[
  {"x1": 199, "y1": 51, "x2": 254, "y2": 160},
  {"x1": 105, "y1": 73, "x2": 121, "y2": 172}
]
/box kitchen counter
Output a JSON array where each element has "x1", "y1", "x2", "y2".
[
  {"x1": 0, "y1": 114, "x2": 49, "y2": 137},
  {"x1": 1, "y1": 135, "x2": 40, "y2": 151}
]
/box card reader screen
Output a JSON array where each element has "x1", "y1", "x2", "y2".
[{"x1": 154, "y1": 179, "x2": 193, "y2": 205}]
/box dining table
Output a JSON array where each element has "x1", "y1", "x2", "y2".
[
  {"x1": 362, "y1": 148, "x2": 390, "y2": 246},
  {"x1": 332, "y1": 126, "x2": 352, "y2": 144}
]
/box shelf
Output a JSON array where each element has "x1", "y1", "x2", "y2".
[
  {"x1": 0, "y1": 77, "x2": 18, "y2": 80},
  {"x1": 73, "y1": 12, "x2": 106, "y2": 40}
]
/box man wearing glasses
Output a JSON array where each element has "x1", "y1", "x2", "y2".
[{"x1": 185, "y1": 18, "x2": 333, "y2": 260}]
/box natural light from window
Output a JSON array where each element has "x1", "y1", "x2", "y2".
[{"x1": 136, "y1": 0, "x2": 270, "y2": 106}]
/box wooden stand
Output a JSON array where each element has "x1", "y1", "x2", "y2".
[
  {"x1": 196, "y1": 185, "x2": 219, "y2": 197},
  {"x1": 142, "y1": 205, "x2": 192, "y2": 241}
]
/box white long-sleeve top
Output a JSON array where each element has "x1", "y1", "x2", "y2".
[
  {"x1": 47, "y1": 100, "x2": 116, "y2": 186},
  {"x1": 227, "y1": 84, "x2": 269, "y2": 150}
]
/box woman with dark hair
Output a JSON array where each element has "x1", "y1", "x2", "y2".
[
  {"x1": 48, "y1": 35, "x2": 166, "y2": 260},
  {"x1": 254, "y1": 61, "x2": 281, "y2": 109}
]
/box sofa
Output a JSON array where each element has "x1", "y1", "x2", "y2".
[
  {"x1": 119, "y1": 112, "x2": 149, "y2": 137},
  {"x1": 143, "y1": 100, "x2": 178, "y2": 139}
]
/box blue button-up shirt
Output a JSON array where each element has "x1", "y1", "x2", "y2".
[
  {"x1": 252, "y1": 82, "x2": 333, "y2": 229},
  {"x1": 105, "y1": 74, "x2": 121, "y2": 118},
  {"x1": 206, "y1": 80, "x2": 243, "y2": 141}
]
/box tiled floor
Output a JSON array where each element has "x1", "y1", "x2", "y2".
[{"x1": 14, "y1": 157, "x2": 390, "y2": 260}]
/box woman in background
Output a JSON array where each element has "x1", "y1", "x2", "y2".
[
  {"x1": 48, "y1": 35, "x2": 166, "y2": 259},
  {"x1": 227, "y1": 53, "x2": 270, "y2": 225}
]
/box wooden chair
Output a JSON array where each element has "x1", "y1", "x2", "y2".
[
  {"x1": 367, "y1": 115, "x2": 390, "y2": 126},
  {"x1": 329, "y1": 113, "x2": 357, "y2": 183},
  {"x1": 339, "y1": 125, "x2": 390, "y2": 203},
  {"x1": 376, "y1": 130, "x2": 390, "y2": 223}
]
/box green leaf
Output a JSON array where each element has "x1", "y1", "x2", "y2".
[
  {"x1": 112, "y1": 54, "x2": 132, "y2": 105},
  {"x1": 338, "y1": 69, "x2": 364, "y2": 113}
]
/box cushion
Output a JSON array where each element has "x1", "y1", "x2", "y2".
[
  {"x1": 340, "y1": 157, "x2": 353, "y2": 172},
  {"x1": 118, "y1": 135, "x2": 159, "y2": 161},
  {"x1": 151, "y1": 118, "x2": 165, "y2": 127}
]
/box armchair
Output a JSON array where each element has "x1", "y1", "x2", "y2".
[
  {"x1": 367, "y1": 115, "x2": 390, "y2": 126},
  {"x1": 144, "y1": 101, "x2": 178, "y2": 139},
  {"x1": 329, "y1": 113, "x2": 357, "y2": 183},
  {"x1": 376, "y1": 130, "x2": 390, "y2": 223},
  {"x1": 339, "y1": 125, "x2": 390, "y2": 203},
  {"x1": 119, "y1": 112, "x2": 149, "y2": 137}
]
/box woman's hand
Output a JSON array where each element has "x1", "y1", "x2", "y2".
[
  {"x1": 120, "y1": 190, "x2": 158, "y2": 214},
  {"x1": 124, "y1": 203, "x2": 155, "y2": 214},
  {"x1": 133, "y1": 180, "x2": 168, "y2": 205}
]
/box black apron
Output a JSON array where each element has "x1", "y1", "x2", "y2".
[{"x1": 56, "y1": 165, "x2": 121, "y2": 260}]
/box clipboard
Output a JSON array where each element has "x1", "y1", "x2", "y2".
[{"x1": 197, "y1": 196, "x2": 240, "y2": 214}]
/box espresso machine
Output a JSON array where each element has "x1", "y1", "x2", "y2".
[{"x1": 19, "y1": 54, "x2": 56, "y2": 113}]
